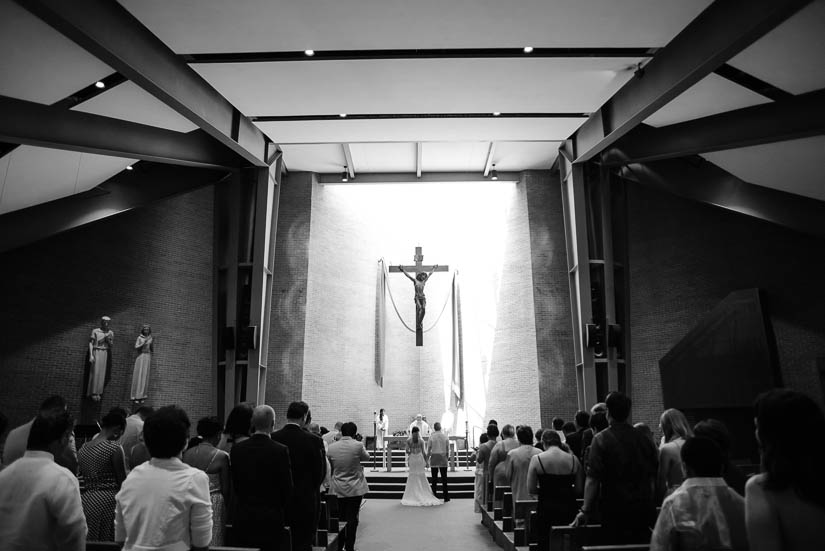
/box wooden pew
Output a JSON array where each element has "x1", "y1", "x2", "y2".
[
  {"x1": 493, "y1": 485, "x2": 510, "y2": 520},
  {"x1": 512, "y1": 499, "x2": 538, "y2": 546},
  {"x1": 502, "y1": 491, "x2": 514, "y2": 531},
  {"x1": 88, "y1": 545, "x2": 261, "y2": 551},
  {"x1": 581, "y1": 545, "x2": 649, "y2": 551},
  {"x1": 548, "y1": 524, "x2": 604, "y2": 551}
]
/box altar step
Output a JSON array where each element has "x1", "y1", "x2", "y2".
[
  {"x1": 360, "y1": 449, "x2": 475, "y2": 469},
  {"x1": 365, "y1": 473, "x2": 476, "y2": 499}
]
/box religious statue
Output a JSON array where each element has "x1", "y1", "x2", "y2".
[
  {"x1": 399, "y1": 264, "x2": 438, "y2": 329},
  {"x1": 131, "y1": 324, "x2": 153, "y2": 404},
  {"x1": 87, "y1": 316, "x2": 114, "y2": 402}
]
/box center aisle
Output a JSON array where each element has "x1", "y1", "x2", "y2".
[{"x1": 353, "y1": 499, "x2": 500, "y2": 551}]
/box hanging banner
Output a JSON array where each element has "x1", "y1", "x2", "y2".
[
  {"x1": 451, "y1": 271, "x2": 464, "y2": 409},
  {"x1": 375, "y1": 259, "x2": 386, "y2": 387}
]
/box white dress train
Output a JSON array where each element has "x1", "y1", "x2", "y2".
[{"x1": 401, "y1": 442, "x2": 442, "y2": 507}]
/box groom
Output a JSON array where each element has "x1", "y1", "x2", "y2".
[{"x1": 429, "y1": 422, "x2": 450, "y2": 501}]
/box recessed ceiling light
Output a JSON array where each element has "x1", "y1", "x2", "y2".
[
  {"x1": 95, "y1": 81, "x2": 105, "y2": 89},
  {"x1": 492, "y1": 112, "x2": 501, "y2": 116},
  {"x1": 126, "y1": 165, "x2": 133, "y2": 171},
  {"x1": 339, "y1": 113, "x2": 347, "y2": 118},
  {"x1": 523, "y1": 46, "x2": 534, "y2": 54},
  {"x1": 304, "y1": 49, "x2": 315, "y2": 57}
]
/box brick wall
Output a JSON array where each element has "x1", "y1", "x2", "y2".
[
  {"x1": 0, "y1": 187, "x2": 215, "y2": 434},
  {"x1": 627, "y1": 181, "x2": 825, "y2": 433},
  {"x1": 266, "y1": 172, "x2": 313, "y2": 420},
  {"x1": 525, "y1": 171, "x2": 578, "y2": 427},
  {"x1": 296, "y1": 178, "x2": 543, "y2": 436}
]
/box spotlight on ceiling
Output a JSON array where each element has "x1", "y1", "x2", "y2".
[
  {"x1": 492, "y1": 111, "x2": 501, "y2": 117},
  {"x1": 491, "y1": 164, "x2": 499, "y2": 181},
  {"x1": 304, "y1": 49, "x2": 315, "y2": 57},
  {"x1": 523, "y1": 46, "x2": 534, "y2": 54},
  {"x1": 125, "y1": 165, "x2": 133, "y2": 171},
  {"x1": 339, "y1": 113, "x2": 347, "y2": 118},
  {"x1": 95, "y1": 81, "x2": 105, "y2": 89},
  {"x1": 341, "y1": 167, "x2": 349, "y2": 182}
]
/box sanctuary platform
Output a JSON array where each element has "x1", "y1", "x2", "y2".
[{"x1": 365, "y1": 469, "x2": 476, "y2": 500}]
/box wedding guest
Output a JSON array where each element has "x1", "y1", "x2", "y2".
[
  {"x1": 218, "y1": 402, "x2": 254, "y2": 454},
  {"x1": 693, "y1": 418, "x2": 746, "y2": 496},
  {"x1": 581, "y1": 412, "x2": 608, "y2": 469},
  {"x1": 119, "y1": 406, "x2": 153, "y2": 466},
  {"x1": 323, "y1": 421, "x2": 343, "y2": 448},
  {"x1": 489, "y1": 424, "x2": 518, "y2": 488},
  {"x1": 476, "y1": 425, "x2": 499, "y2": 511},
  {"x1": 651, "y1": 436, "x2": 747, "y2": 551},
  {"x1": 658, "y1": 408, "x2": 693, "y2": 501},
  {"x1": 271, "y1": 401, "x2": 326, "y2": 551},
  {"x1": 0, "y1": 410, "x2": 86, "y2": 550},
  {"x1": 562, "y1": 422, "x2": 577, "y2": 437},
  {"x1": 528, "y1": 430, "x2": 583, "y2": 550},
  {"x1": 746, "y1": 389, "x2": 825, "y2": 551},
  {"x1": 567, "y1": 410, "x2": 591, "y2": 461},
  {"x1": 634, "y1": 422, "x2": 657, "y2": 449},
  {"x1": 327, "y1": 422, "x2": 370, "y2": 551},
  {"x1": 231, "y1": 405, "x2": 292, "y2": 551},
  {"x1": 573, "y1": 392, "x2": 658, "y2": 544},
  {"x1": 79, "y1": 411, "x2": 127, "y2": 541},
  {"x1": 3, "y1": 395, "x2": 78, "y2": 472},
  {"x1": 472, "y1": 433, "x2": 491, "y2": 513},
  {"x1": 115, "y1": 406, "x2": 211, "y2": 550},
  {"x1": 184, "y1": 416, "x2": 230, "y2": 547},
  {"x1": 551, "y1": 417, "x2": 567, "y2": 444},
  {"x1": 534, "y1": 427, "x2": 545, "y2": 450},
  {"x1": 507, "y1": 425, "x2": 541, "y2": 502}
]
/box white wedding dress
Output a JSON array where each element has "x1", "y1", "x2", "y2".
[{"x1": 401, "y1": 440, "x2": 443, "y2": 507}]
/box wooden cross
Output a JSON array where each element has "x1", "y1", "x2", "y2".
[{"x1": 389, "y1": 246, "x2": 449, "y2": 346}]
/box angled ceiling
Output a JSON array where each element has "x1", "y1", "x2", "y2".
[{"x1": 0, "y1": 0, "x2": 823, "y2": 217}]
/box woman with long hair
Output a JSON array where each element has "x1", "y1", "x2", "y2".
[
  {"x1": 657, "y1": 408, "x2": 693, "y2": 501},
  {"x1": 400, "y1": 426, "x2": 442, "y2": 506},
  {"x1": 746, "y1": 389, "x2": 825, "y2": 550}
]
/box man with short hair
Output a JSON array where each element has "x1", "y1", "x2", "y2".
[
  {"x1": 651, "y1": 436, "x2": 747, "y2": 551},
  {"x1": 573, "y1": 392, "x2": 658, "y2": 544},
  {"x1": 428, "y1": 421, "x2": 450, "y2": 501},
  {"x1": 119, "y1": 405, "x2": 154, "y2": 466},
  {"x1": 231, "y1": 405, "x2": 293, "y2": 551},
  {"x1": 2, "y1": 395, "x2": 78, "y2": 472},
  {"x1": 115, "y1": 405, "x2": 212, "y2": 550},
  {"x1": 506, "y1": 425, "x2": 541, "y2": 501},
  {"x1": 488, "y1": 424, "x2": 518, "y2": 488},
  {"x1": 567, "y1": 410, "x2": 591, "y2": 461},
  {"x1": 327, "y1": 422, "x2": 370, "y2": 551},
  {"x1": 0, "y1": 410, "x2": 86, "y2": 550},
  {"x1": 271, "y1": 401, "x2": 326, "y2": 551}
]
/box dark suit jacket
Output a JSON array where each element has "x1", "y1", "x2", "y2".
[
  {"x1": 230, "y1": 433, "x2": 293, "y2": 530},
  {"x1": 567, "y1": 427, "x2": 589, "y2": 460},
  {"x1": 270, "y1": 424, "x2": 326, "y2": 505}
]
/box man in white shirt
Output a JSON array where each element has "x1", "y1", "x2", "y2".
[
  {"x1": 408, "y1": 413, "x2": 431, "y2": 436},
  {"x1": 118, "y1": 405, "x2": 153, "y2": 466},
  {"x1": 428, "y1": 422, "x2": 450, "y2": 501},
  {"x1": 115, "y1": 405, "x2": 212, "y2": 551},
  {"x1": 651, "y1": 436, "x2": 747, "y2": 551},
  {"x1": 0, "y1": 410, "x2": 87, "y2": 551},
  {"x1": 2, "y1": 395, "x2": 78, "y2": 473},
  {"x1": 322, "y1": 421, "x2": 343, "y2": 448}
]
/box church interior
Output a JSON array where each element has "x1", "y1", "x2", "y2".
[{"x1": 1, "y1": 1, "x2": 824, "y2": 549}]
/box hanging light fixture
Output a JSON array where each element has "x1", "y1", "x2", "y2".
[
  {"x1": 490, "y1": 164, "x2": 499, "y2": 181},
  {"x1": 341, "y1": 166, "x2": 349, "y2": 182}
]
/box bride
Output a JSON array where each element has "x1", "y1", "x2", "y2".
[{"x1": 401, "y1": 426, "x2": 442, "y2": 506}]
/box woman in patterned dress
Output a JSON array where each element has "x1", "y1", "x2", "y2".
[
  {"x1": 184, "y1": 416, "x2": 231, "y2": 546},
  {"x1": 78, "y1": 412, "x2": 127, "y2": 541}
]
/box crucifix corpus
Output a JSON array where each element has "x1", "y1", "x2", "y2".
[{"x1": 389, "y1": 246, "x2": 449, "y2": 346}]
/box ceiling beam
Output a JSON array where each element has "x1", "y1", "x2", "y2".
[
  {"x1": 184, "y1": 47, "x2": 657, "y2": 64},
  {"x1": 342, "y1": 144, "x2": 355, "y2": 178},
  {"x1": 619, "y1": 157, "x2": 825, "y2": 240},
  {"x1": 16, "y1": 0, "x2": 274, "y2": 168},
  {"x1": 566, "y1": 0, "x2": 813, "y2": 164},
  {"x1": 252, "y1": 112, "x2": 589, "y2": 122},
  {"x1": 603, "y1": 88, "x2": 825, "y2": 166},
  {"x1": 0, "y1": 163, "x2": 231, "y2": 253},
  {"x1": 483, "y1": 142, "x2": 498, "y2": 177},
  {"x1": 317, "y1": 171, "x2": 522, "y2": 184},
  {"x1": 0, "y1": 95, "x2": 243, "y2": 170},
  {"x1": 416, "y1": 142, "x2": 423, "y2": 179}
]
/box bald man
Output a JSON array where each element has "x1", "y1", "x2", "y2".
[{"x1": 230, "y1": 405, "x2": 293, "y2": 551}]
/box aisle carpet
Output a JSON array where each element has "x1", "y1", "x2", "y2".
[{"x1": 353, "y1": 498, "x2": 500, "y2": 551}]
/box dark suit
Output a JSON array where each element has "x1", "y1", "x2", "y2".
[
  {"x1": 566, "y1": 427, "x2": 589, "y2": 461},
  {"x1": 271, "y1": 423, "x2": 326, "y2": 551},
  {"x1": 231, "y1": 433, "x2": 294, "y2": 551}
]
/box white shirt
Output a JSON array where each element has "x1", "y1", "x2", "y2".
[
  {"x1": 651, "y1": 477, "x2": 747, "y2": 551},
  {"x1": 409, "y1": 419, "x2": 431, "y2": 436},
  {"x1": 0, "y1": 450, "x2": 87, "y2": 551},
  {"x1": 118, "y1": 414, "x2": 144, "y2": 461},
  {"x1": 115, "y1": 457, "x2": 212, "y2": 551}
]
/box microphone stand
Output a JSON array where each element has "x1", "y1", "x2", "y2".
[
  {"x1": 464, "y1": 418, "x2": 471, "y2": 470},
  {"x1": 371, "y1": 411, "x2": 378, "y2": 472}
]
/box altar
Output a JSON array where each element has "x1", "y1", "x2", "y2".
[{"x1": 379, "y1": 435, "x2": 467, "y2": 472}]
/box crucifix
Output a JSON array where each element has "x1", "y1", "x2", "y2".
[{"x1": 389, "y1": 246, "x2": 449, "y2": 346}]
